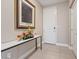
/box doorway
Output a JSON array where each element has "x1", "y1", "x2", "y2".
[{"x1": 43, "y1": 6, "x2": 57, "y2": 44}]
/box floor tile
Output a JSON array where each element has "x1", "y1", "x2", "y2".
[{"x1": 25, "y1": 43, "x2": 76, "y2": 59}]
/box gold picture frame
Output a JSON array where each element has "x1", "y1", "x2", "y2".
[{"x1": 15, "y1": 0, "x2": 35, "y2": 29}]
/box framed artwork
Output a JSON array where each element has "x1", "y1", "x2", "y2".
[{"x1": 15, "y1": 0, "x2": 35, "y2": 29}]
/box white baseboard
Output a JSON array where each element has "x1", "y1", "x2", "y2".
[
  {"x1": 43, "y1": 41, "x2": 56, "y2": 45},
  {"x1": 19, "y1": 47, "x2": 35, "y2": 59},
  {"x1": 43, "y1": 42, "x2": 69, "y2": 48},
  {"x1": 56, "y1": 43, "x2": 69, "y2": 47},
  {"x1": 56, "y1": 43, "x2": 73, "y2": 50},
  {"x1": 43, "y1": 42, "x2": 73, "y2": 50},
  {"x1": 68, "y1": 46, "x2": 73, "y2": 50}
]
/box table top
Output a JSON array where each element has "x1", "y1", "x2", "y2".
[{"x1": 1, "y1": 35, "x2": 41, "y2": 52}]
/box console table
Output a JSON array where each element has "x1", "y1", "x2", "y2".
[{"x1": 1, "y1": 35, "x2": 42, "y2": 52}]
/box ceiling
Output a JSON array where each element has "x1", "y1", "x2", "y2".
[{"x1": 36, "y1": 0, "x2": 68, "y2": 7}]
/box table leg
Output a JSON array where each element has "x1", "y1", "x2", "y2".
[
  {"x1": 35, "y1": 38, "x2": 37, "y2": 50},
  {"x1": 40, "y1": 36, "x2": 42, "y2": 50}
]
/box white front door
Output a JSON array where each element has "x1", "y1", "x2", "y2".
[{"x1": 43, "y1": 6, "x2": 57, "y2": 44}]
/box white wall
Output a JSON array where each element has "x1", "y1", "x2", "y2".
[
  {"x1": 1, "y1": 0, "x2": 43, "y2": 59},
  {"x1": 57, "y1": 2, "x2": 70, "y2": 45},
  {"x1": 43, "y1": 2, "x2": 70, "y2": 45}
]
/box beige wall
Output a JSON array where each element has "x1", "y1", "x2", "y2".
[
  {"x1": 70, "y1": 0, "x2": 77, "y2": 56},
  {"x1": 1, "y1": 0, "x2": 43, "y2": 43},
  {"x1": 57, "y1": 2, "x2": 70, "y2": 44},
  {"x1": 1, "y1": 0, "x2": 43, "y2": 59}
]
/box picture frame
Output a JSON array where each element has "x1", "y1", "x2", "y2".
[{"x1": 15, "y1": 0, "x2": 35, "y2": 29}]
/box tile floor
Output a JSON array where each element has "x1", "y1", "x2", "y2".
[{"x1": 25, "y1": 43, "x2": 76, "y2": 59}]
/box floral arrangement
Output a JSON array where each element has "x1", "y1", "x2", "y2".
[{"x1": 16, "y1": 26, "x2": 34, "y2": 41}]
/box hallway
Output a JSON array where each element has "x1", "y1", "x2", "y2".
[
  {"x1": 25, "y1": 44, "x2": 76, "y2": 59},
  {"x1": 1, "y1": 0, "x2": 77, "y2": 59}
]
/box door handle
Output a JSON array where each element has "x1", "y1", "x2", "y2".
[{"x1": 54, "y1": 27, "x2": 56, "y2": 29}]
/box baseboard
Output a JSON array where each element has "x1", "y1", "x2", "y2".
[
  {"x1": 43, "y1": 42, "x2": 69, "y2": 48},
  {"x1": 68, "y1": 46, "x2": 73, "y2": 50},
  {"x1": 56, "y1": 43, "x2": 69, "y2": 47},
  {"x1": 43, "y1": 41, "x2": 56, "y2": 45},
  {"x1": 19, "y1": 47, "x2": 36, "y2": 59},
  {"x1": 43, "y1": 42, "x2": 73, "y2": 50}
]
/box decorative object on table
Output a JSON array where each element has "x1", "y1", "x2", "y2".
[
  {"x1": 22, "y1": 26, "x2": 34, "y2": 40},
  {"x1": 16, "y1": 35, "x2": 22, "y2": 41},
  {"x1": 16, "y1": 26, "x2": 34, "y2": 40},
  {"x1": 15, "y1": 0, "x2": 35, "y2": 29}
]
